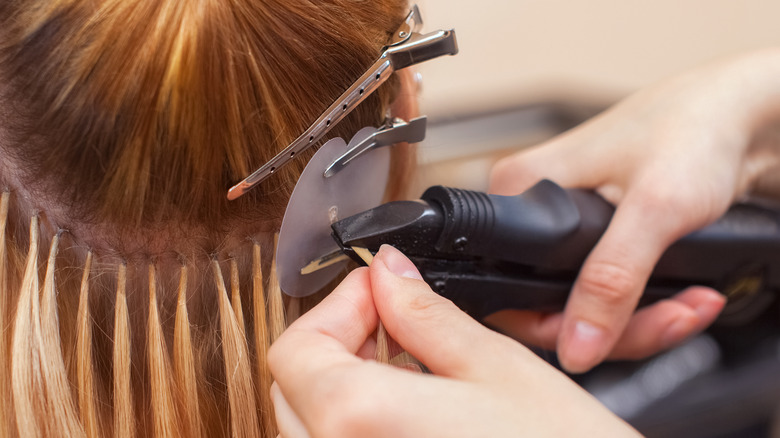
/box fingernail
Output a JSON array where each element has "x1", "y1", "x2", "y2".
[
  {"x1": 662, "y1": 317, "x2": 695, "y2": 348},
  {"x1": 401, "y1": 363, "x2": 423, "y2": 373},
  {"x1": 562, "y1": 321, "x2": 606, "y2": 373},
  {"x1": 376, "y1": 244, "x2": 424, "y2": 280},
  {"x1": 694, "y1": 295, "x2": 726, "y2": 322}
]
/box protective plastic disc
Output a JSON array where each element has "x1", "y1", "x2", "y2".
[{"x1": 277, "y1": 127, "x2": 390, "y2": 297}]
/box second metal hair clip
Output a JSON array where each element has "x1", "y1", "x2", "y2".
[{"x1": 227, "y1": 5, "x2": 458, "y2": 200}]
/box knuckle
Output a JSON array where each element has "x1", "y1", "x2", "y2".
[
  {"x1": 489, "y1": 155, "x2": 540, "y2": 194},
  {"x1": 577, "y1": 261, "x2": 639, "y2": 308},
  {"x1": 640, "y1": 186, "x2": 686, "y2": 215},
  {"x1": 631, "y1": 182, "x2": 699, "y2": 232},
  {"x1": 491, "y1": 155, "x2": 521, "y2": 178}
]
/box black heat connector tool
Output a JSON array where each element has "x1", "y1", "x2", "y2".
[{"x1": 330, "y1": 180, "x2": 780, "y2": 322}]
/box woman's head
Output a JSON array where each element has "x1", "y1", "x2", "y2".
[
  {"x1": 0, "y1": 0, "x2": 410, "y2": 242},
  {"x1": 0, "y1": 1, "x2": 413, "y2": 436}
]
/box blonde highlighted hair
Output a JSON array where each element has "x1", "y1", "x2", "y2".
[
  {"x1": 0, "y1": 0, "x2": 410, "y2": 436},
  {"x1": 1, "y1": 210, "x2": 289, "y2": 437}
]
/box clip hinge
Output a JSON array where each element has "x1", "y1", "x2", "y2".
[
  {"x1": 324, "y1": 116, "x2": 427, "y2": 177},
  {"x1": 386, "y1": 5, "x2": 423, "y2": 47}
]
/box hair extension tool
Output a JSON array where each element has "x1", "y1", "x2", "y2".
[
  {"x1": 305, "y1": 180, "x2": 780, "y2": 321},
  {"x1": 275, "y1": 126, "x2": 391, "y2": 298}
]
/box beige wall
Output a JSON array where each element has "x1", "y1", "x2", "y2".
[{"x1": 416, "y1": 0, "x2": 780, "y2": 118}]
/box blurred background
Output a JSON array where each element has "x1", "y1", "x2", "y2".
[
  {"x1": 412, "y1": 0, "x2": 780, "y2": 193},
  {"x1": 409, "y1": 1, "x2": 780, "y2": 436}
]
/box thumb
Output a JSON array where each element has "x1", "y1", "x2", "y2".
[{"x1": 370, "y1": 245, "x2": 526, "y2": 380}]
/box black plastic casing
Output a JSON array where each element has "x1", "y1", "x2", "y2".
[{"x1": 332, "y1": 180, "x2": 780, "y2": 320}]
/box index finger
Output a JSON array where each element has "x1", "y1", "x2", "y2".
[{"x1": 557, "y1": 191, "x2": 682, "y2": 373}]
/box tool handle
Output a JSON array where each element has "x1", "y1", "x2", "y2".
[
  {"x1": 421, "y1": 266, "x2": 684, "y2": 320},
  {"x1": 421, "y1": 181, "x2": 780, "y2": 319},
  {"x1": 422, "y1": 180, "x2": 612, "y2": 269}
]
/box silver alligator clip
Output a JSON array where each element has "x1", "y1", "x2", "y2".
[
  {"x1": 323, "y1": 116, "x2": 427, "y2": 178},
  {"x1": 227, "y1": 5, "x2": 457, "y2": 200}
]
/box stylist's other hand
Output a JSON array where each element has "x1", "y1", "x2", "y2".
[
  {"x1": 489, "y1": 49, "x2": 780, "y2": 373},
  {"x1": 269, "y1": 245, "x2": 640, "y2": 438}
]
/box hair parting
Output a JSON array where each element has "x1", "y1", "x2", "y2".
[
  {"x1": 211, "y1": 259, "x2": 260, "y2": 438},
  {"x1": 76, "y1": 251, "x2": 99, "y2": 438},
  {"x1": 11, "y1": 216, "x2": 44, "y2": 437},
  {"x1": 113, "y1": 264, "x2": 135, "y2": 438},
  {"x1": 173, "y1": 264, "x2": 202, "y2": 438},
  {"x1": 251, "y1": 243, "x2": 275, "y2": 437},
  {"x1": 147, "y1": 263, "x2": 180, "y2": 438}
]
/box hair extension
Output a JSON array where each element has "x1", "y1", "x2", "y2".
[
  {"x1": 147, "y1": 264, "x2": 180, "y2": 438},
  {"x1": 0, "y1": 191, "x2": 11, "y2": 436},
  {"x1": 173, "y1": 264, "x2": 202, "y2": 438},
  {"x1": 11, "y1": 216, "x2": 45, "y2": 437},
  {"x1": 252, "y1": 243, "x2": 277, "y2": 437},
  {"x1": 229, "y1": 259, "x2": 246, "y2": 337},
  {"x1": 211, "y1": 259, "x2": 260, "y2": 438},
  {"x1": 350, "y1": 247, "x2": 392, "y2": 364},
  {"x1": 267, "y1": 237, "x2": 285, "y2": 344},
  {"x1": 251, "y1": 243, "x2": 275, "y2": 437},
  {"x1": 113, "y1": 264, "x2": 135, "y2": 438},
  {"x1": 76, "y1": 252, "x2": 99, "y2": 438},
  {"x1": 286, "y1": 297, "x2": 302, "y2": 325},
  {"x1": 375, "y1": 323, "x2": 391, "y2": 365},
  {"x1": 41, "y1": 233, "x2": 85, "y2": 437}
]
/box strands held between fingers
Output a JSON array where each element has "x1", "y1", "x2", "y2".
[{"x1": 351, "y1": 247, "x2": 391, "y2": 365}]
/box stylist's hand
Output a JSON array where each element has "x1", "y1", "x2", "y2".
[
  {"x1": 489, "y1": 49, "x2": 780, "y2": 373},
  {"x1": 269, "y1": 245, "x2": 640, "y2": 438}
]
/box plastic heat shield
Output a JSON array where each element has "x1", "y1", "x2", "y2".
[{"x1": 276, "y1": 127, "x2": 390, "y2": 297}]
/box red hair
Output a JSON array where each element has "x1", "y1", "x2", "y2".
[{"x1": 0, "y1": 1, "x2": 411, "y2": 436}]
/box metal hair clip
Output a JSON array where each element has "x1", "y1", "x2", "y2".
[
  {"x1": 227, "y1": 5, "x2": 458, "y2": 200},
  {"x1": 323, "y1": 116, "x2": 427, "y2": 177}
]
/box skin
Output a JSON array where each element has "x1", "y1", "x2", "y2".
[
  {"x1": 269, "y1": 245, "x2": 641, "y2": 438},
  {"x1": 488, "y1": 48, "x2": 780, "y2": 373},
  {"x1": 268, "y1": 49, "x2": 780, "y2": 435}
]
